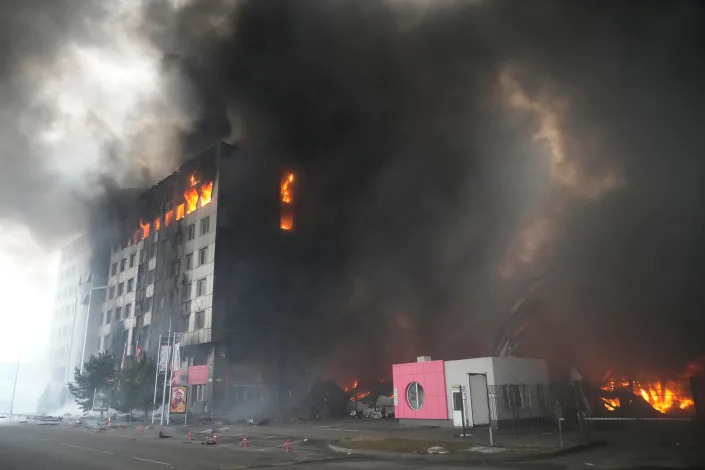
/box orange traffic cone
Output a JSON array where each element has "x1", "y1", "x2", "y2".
[
  {"x1": 240, "y1": 436, "x2": 250, "y2": 448},
  {"x1": 282, "y1": 439, "x2": 292, "y2": 453},
  {"x1": 186, "y1": 430, "x2": 193, "y2": 441}
]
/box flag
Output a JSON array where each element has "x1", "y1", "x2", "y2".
[
  {"x1": 172, "y1": 334, "x2": 182, "y2": 370},
  {"x1": 158, "y1": 345, "x2": 170, "y2": 372}
]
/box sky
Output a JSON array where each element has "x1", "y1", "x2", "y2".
[{"x1": 1, "y1": 0, "x2": 705, "y2": 387}]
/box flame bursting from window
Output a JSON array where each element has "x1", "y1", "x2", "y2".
[
  {"x1": 601, "y1": 379, "x2": 695, "y2": 414},
  {"x1": 184, "y1": 186, "x2": 199, "y2": 214},
  {"x1": 140, "y1": 220, "x2": 150, "y2": 239},
  {"x1": 131, "y1": 174, "x2": 213, "y2": 244},
  {"x1": 200, "y1": 181, "x2": 213, "y2": 206},
  {"x1": 280, "y1": 172, "x2": 295, "y2": 231}
]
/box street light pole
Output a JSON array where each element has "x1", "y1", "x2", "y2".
[
  {"x1": 80, "y1": 285, "x2": 108, "y2": 374},
  {"x1": 10, "y1": 359, "x2": 19, "y2": 415}
]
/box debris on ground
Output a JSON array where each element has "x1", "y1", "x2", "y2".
[
  {"x1": 467, "y1": 445, "x2": 506, "y2": 453},
  {"x1": 427, "y1": 446, "x2": 449, "y2": 454},
  {"x1": 158, "y1": 429, "x2": 172, "y2": 438}
]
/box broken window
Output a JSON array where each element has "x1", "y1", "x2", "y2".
[
  {"x1": 195, "y1": 310, "x2": 205, "y2": 329},
  {"x1": 172, "y1": 260, "x2": 181, "y2": 276},
  {"x1": 196, "y1": 278, "x2": 206, "y2": 296},
  {"x1": 181, "y1": 313, "x2": 190, "y2": 332},
  {"x1": 129, "y1": 253, "x2": 136, "y2": 268},
  {"x1": 182, "y1": 283, "x2": 191, "y2": 301},
  {"x1": 184, "y1": 300, "x2": 191, "y2": 313}
]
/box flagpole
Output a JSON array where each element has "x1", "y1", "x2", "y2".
[
  {"x1": 166, "y1": 331, "x2": 175, "y2": 425},
  {"x1": 152, "y1": 334, "x2": 161, "y2": 424},
  {"x1": 160, "y1": 317, "x2": 171, "y2": 426}
]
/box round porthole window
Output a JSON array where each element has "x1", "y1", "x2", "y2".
[{"x1": 406, "y1": 382, "x2": 425, "y2": 410}]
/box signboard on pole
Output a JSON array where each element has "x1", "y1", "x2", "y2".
[
  {"x1": 158, "y1": 344, "x2": 170, "y2": 372},
  {"x1": 172, "y1": 334, "x2": 182, "y2": 369},
  {"x1": 170, "y1": 386, "x2": 187, "y2": 414},
  {"x1": 92, "y1": 388, "x2": 110, "y2": 412}
]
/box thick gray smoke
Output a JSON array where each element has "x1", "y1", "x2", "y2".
[
  {"x1": 139, "y1": 0, "x2": 705, "y2": 380},
  {"x1": 3, "y1": 0, "x2": 704, "y2": 381}
]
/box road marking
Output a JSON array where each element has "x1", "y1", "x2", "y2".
[
  {"x1": 133, "y1": 456, "x2": 172, "y2": 466},
  {"x1": 59, "y1": 443, "x2": 115, "y2": 454}
]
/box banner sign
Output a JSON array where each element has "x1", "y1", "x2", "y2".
[
  {"x1": 170, "y1": 386, "x2": 187, "y2": 414},
  {"x1": 92, "y1": 388, "x2": 110, "y2": 412},
  {"x1": 158, "y1": 344, "x2": 170, "y2": 372},
  {"x1": 172, "y1": 334, "x2": 182, "y2": 369}
]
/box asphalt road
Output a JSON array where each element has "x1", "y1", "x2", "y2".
[{"x1": 1, "y1": 420, "x2": 703, "y2": 469}]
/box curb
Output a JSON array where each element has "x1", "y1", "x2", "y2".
[{"x1": 328, "y1": 439, "x2": 606, "y2": 463}]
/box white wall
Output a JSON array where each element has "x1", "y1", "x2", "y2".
[
  {"x1": 444, "y1": 357, "x2": 493, "y2": 426},
  {"x1": 490, "y1": 357, "x2": 548, "y2": 385}
]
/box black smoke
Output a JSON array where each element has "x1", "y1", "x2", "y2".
[{"x1": 140, "y1": 0, "x2": 705, "y2": 380}]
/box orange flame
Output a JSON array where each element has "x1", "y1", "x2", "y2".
[
  {"x1": 165, "y1": 210, "x2": 174, "y2": 227},
  {"x1": 352, "y1": 380, "x2": 358, "y2": 389},
  {"x1": 602, "y1": 379, "x2": 695, "y2": 414},
  {"x1": 176, "y1": 203, "x2": 185, "y2": 220},
  {"x1": 184, "y1": 187, "x2": 198, "y2": 215},
  {"x1": 189, "y1": 174, "x2": 198, "y2": 186},
  {"x1": 280, "y1": 172, "x2": 295, "y2": 231},
  {"x1": 349, "y1": 391, "x2": 371, "y2": 401},
  {"x1": 200, "y1": 181, "x2": 213, "y2": 207},
  {"x1": 140, "y1": 220, "x2": 150, "y2": 239},
  {"x1": 154, "y1": 217, "x2": 161, "y2": 232},
  {"x1": 634, "y1": 380, "x2": 695, "y2": 413}
]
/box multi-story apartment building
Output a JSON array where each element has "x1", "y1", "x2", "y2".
[
  {"x1": 47, "y1": 235, "x2": 107, "y2": 408},
  {"x1": 98, "y1": 141, "x2": 300, "y2": 417}
]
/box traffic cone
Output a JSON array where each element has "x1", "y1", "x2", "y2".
[
  {"x1": 282, "y1": 439, "x2": 291, "y2": 453},
  {"x1": 186, "y1": 430, "x2": 193, "y2": 441},
  {"x1": 240, "y1": 436, "x2": 250, "y2": 448}
]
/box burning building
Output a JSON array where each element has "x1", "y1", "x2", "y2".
[
  {"x1": 95, "y1": 141, "x2": 307, "y2": 417},
  {"x1": 45, "y1": 235, "x2": 109, "y2": 409}
]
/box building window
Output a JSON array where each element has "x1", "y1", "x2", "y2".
[
  {"x1": 196, "y1": 278, "x2": 206, "y2": 297},
  {"x1": 124, "y1": 303, "x2": 131, "y2": 317},
  {"x1": 406, "y1": 382, "x2": 425, "y2": 410},
  {"x1": 111, "y1": 263, "x2": 117, "y2": 275},
  {"x1": 195, "y1": 310, "x2": 205, "y2": 329},
  {"x1": 147, "y1": 269, "x2": 155, "y2": 285},
  {"x1": 182, "y1": 283, "x2": 191, "y2": 301},
  {"x1": 199, "y1": 247, "x2": 208, "y2": 266},
  {"x1": 195, "y1": 384, "x2": 206, "y2": 402},
  {"x1": 115, "y1": 307, "x2": 122, "y2": 321},
  {"x1": 127, "y1": 278, "x2": 134, "y2": 292},
  {"x1": 120, "y1": 258, "x2": 126, "y2": 272},
  {"x1": 105, "y1": 310, "x2": 112, "y2": 324},
  {"x1": 175, "y1": 232, "x2": 183, "y2": 246},
  {"x1": 187, "y1": 224, "x2": 195, "y2": 241},
  {"x1": 200, "y1": 217, "x2": 210, "y2": 235},
  {"x1": 140, "y1": 250, "x2": 146, "y2": 263},
  {"x1": 129, "y1": 253, "x2": 136, "y2": 268},
  {"x1": 172, "y1": 260, "x2": 180, "y2": 276},
  {"x1": 144, "y1": 297, "x2": 152, "y2": 312},
  {"x1": 109, "y1": 286, "x2": 115, "y2": 299},
  {"x1": 137, "y1": 315, "x2": 144, "y2": 328},
  {"x1": 184, "y1": 300, "x2": 191, "y2": 314},
  {"x1": 185, "y1": 253, "x2": 193, "y2": 270},
  {"x1": 117, "y1": 282, "x2": 124, "y2": 296},
  {"x1": 181, "y1": 314, "x2": 190, "y2": 332}
]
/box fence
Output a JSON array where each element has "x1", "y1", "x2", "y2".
[{"x1": 487, "y1": 383, "x2": 556, "y2": 430}]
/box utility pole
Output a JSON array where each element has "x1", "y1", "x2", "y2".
[{"x1": 10, "y1": 359, "x2": 19, "y2": 415}]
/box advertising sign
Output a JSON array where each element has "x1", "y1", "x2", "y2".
[
  {"x1": 170, "y1": 386, "x2": 187, "y2": 414},
  {"x1": 92, "y1": 388, "x2": 110, "y2": 412},
  {"x1": 158, "y1": 344, "x2": 170, "y2": 372}
]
